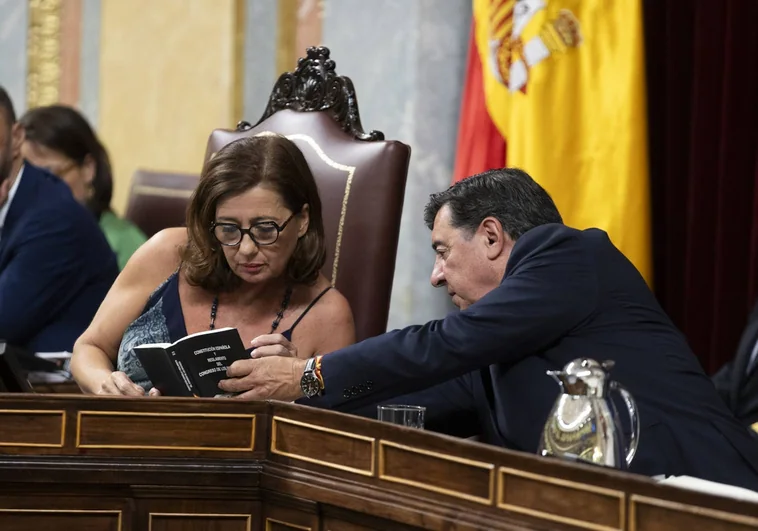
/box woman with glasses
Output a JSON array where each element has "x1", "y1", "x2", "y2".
[
  {"x1": 18, "y1": 105, "x2": 147, "y2": 270},
  {"x1": 70, "y1": 134, "x2": 355, "y2": 395}
]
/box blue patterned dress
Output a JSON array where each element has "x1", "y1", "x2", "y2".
[{"x1": 116, "y1": 271, "x2": 330, "y2": 390}]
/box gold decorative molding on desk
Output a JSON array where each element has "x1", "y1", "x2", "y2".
[
  {"x1": 0, "y1": 409, "x2": 65, "y2": 448},
  {"x1": 150, "y1": 512, "x2": 252, "y2": 531},
  {"x1": 76, "y1": 410, "x2": 256, "y2": 452},
  {"x1": 497, "y1": 466, "x2": 625, "y2": 531},
  {"x1": 0, "y1": 509, "x2": 122, "y2": 531},
  {"x1": 27, "y1": 0, "x2": 63, "y2": 108},
  {"x1": 270, "y1": 416, "x2": 375, "y2": 476},
  {"x1": 266, "y1": 517, "x2": 311, "y2": 531},
  {"x1": 378, "y1": 440, "x2": 495, "y2": 505},
  {"x1": 629, "y1": 494, "x2": 758, "y2": 531}
]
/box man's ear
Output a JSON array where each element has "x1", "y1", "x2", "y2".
[
  {"x1": 10, "y1": 123, "x2": 24, "y2": 158},
  {"x1": 298, "y1": 204, "x2": 310, "y2": 238},
  {"x1": 480, "y1": 217, "x2": 510, "y2": 260}
]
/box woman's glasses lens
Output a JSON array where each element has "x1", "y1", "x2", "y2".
[
  {"x1": 214, "y1": 225, "x2": 241, "y2": 245},
  {"x1": 212, "y1": 223, "x2": 281, "y2": 246}
]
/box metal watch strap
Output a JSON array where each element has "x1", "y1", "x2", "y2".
[{"x1": 300, "y1": 357, "x2": 321, "y2": 398}]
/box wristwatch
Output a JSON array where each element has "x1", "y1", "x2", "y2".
[{"x1": 300, "y1": 356, "x2": 323, "y2": 398}]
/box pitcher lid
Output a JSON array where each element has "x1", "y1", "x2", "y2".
[{"x1": 561, "y1": 358, "x2": 614, "y2": 393}]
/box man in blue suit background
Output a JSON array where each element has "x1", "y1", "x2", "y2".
[
  {"x1": 0, "y1": 87, "x2": 118, "y2": 353},
  {"x1": 220, "y1": 168, "x2": 758, "y2": 491}
]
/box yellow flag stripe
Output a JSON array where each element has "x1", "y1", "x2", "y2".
[{"x1": 473, "y1": 0, "x2": 652, "y2": 284}]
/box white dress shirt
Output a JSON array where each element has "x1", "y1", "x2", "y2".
[{"x1": 0, "y1": 165, "x2": 24, "y2": 244}]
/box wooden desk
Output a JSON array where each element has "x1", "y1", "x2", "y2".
[
  {"x1": 29, "y1": 380, "x2": 81, "y2": 394},
  {"x1": 0, "y1": 394, "x2": 756, "y2": 531}
]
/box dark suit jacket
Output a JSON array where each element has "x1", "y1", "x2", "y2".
[
  {"x1": 0, "y1": 164, "x2": 118, "y2": 352},
  {"x1": 712, "y1": 301, "x2": 758, "y2": 427},
  {"x1": 303, "y1": 224, "x2": 758, "y2": 491}
]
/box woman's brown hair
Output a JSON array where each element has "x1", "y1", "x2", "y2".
[{"x1": 181, "y1": 134, "x2": 326, "y2": 292}]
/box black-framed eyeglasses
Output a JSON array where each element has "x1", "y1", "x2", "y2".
[{"x1": 211, "y1": 213, "x2": 296, "y2": 247}]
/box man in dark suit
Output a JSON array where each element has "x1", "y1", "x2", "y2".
[
  {"x1": 220, "y1": 168, "x2": 758, "y2": 491},
  {"x1": 0, "y1": 86, "x2": 118, "y2": 353},
  {"x1": 712, "y1": 301, "x2": 758, "y2": 429}
]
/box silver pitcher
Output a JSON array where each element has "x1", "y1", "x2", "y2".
[{"x1": 537, "y1": 358, "x2": 640, "y2": 470}]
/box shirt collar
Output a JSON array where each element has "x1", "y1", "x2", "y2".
[{"x1": 0, "y1": 164, "x2": 25, "y2": 232}]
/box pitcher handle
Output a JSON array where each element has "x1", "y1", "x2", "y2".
[{"x1": 611, "y1": 382, "x2": 640, "y2": 467}]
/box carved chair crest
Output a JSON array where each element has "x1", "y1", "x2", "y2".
[{"x1": 237, "y1": 46, "x2": 383, "y2": 142}]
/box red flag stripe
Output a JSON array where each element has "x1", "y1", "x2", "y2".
[{"x1": 452, "y1": 20, "x2": 507, "y2": 184}]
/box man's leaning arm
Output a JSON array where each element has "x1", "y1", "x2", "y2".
[{"x1": 303, "y1": 229, "x2": 598, "y2": 411}]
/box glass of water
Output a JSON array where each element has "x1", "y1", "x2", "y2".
[{"x1": 377, "y1": 405, "x2": 425, "y2": 429}]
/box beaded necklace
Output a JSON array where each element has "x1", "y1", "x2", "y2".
[{"x1": 209, "y1": 285, "x2": 293, "y2": 332}]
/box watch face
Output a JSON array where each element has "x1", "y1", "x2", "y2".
[{"x1": 300, "y1": 373, "x2": 320, "y2": 398}]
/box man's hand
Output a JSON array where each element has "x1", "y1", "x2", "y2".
[
  {"x1": 249, "y1": 333, "x2": 298, "y2": 358},
  {"x1": 218, "y1": 356, "x2": 307, "y2": 401}
]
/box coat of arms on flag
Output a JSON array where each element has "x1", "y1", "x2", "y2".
[{"x1": 488, "y1": 0, "x2": 582, "y2": 93}]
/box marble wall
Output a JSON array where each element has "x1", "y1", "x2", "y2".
[
  {"x1": 98, "y1": 0, "x2": 243, "y2": 214},
  {"x1": 242, "y1": 0, "x2": 277, "y2": 121},
  {"x1": 322, "y1": 0, "x2": 471, "y2": 328},
  {"x1": 0, "y1": 0, "x2": 28, "y2": 115},
  {"x1": 78, "y1": 0, "x2": 100, "y2": 125}
]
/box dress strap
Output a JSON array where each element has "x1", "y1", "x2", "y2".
[
  {"x1": 142, "y1": 269, "x2": 179, "y2": 312},
  {"x1": 286, "y1": 286, "x2": 332, "y2": 336}
]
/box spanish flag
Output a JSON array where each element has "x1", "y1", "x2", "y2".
[{"x1": 455, "y1": 0, "x2": 651, "y2": 283}]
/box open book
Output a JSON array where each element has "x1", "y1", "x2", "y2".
[{"x1": 134, "y1": 327, "x2": 250, "y2": 397}]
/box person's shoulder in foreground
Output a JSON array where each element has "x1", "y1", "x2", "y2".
[
  {"x1": 0, "y1": 163, "x2": 118, "y2": 352},
  {"x1": 16, "y1": 163, "x2": 116, "y2": 268},
  {"x1": 0, "y1": 86, "x2": 118, "y2": 352}
]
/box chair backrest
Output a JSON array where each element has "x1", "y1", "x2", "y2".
[
  {"x1": 124, "y1": 169, "x2": 199, "y2": 238},
  {"x1": 205, "y1": 47, "x2": 411, "y2": 341}
]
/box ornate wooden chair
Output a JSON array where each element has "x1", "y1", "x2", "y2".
[{"x1": 205, "y1": 47, "x2": 411, "y2": 341}]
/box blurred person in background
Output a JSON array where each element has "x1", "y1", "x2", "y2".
[
  {"x1": 19, "y1": 105, "x2": 147, "y2": 270},
  {"x1": 0, "y1": 86, "x2": 118, "y2": 353}
]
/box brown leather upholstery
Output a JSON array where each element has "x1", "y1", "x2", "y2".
[
  {"x1": 205, "y1": 47, "x2": 411, "y2": 341},
  {"x1": 124, "y1": 169, "x2": 199, "y2": 238}
]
